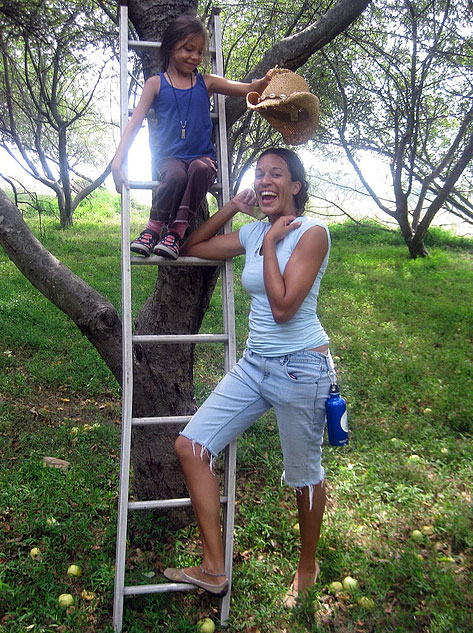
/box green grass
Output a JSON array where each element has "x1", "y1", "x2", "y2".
[{"x1": 0, "y1": 196, "x2": 472, "y2": 632}]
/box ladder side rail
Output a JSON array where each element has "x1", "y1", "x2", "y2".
[
  {"x1": 210, "y1": 9, "x2": 238, "y2": 625},
  {"x1": 113, "y1": 4, "x2": 133, "y2": 632}
]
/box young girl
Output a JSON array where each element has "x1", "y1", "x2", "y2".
[{"x1": 111, "y1": 13, "x2": 271, "y2": 259}]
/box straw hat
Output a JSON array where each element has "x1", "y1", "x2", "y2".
[{"x1": 246, "y1": 68, "x2": 319, "y2": 145}]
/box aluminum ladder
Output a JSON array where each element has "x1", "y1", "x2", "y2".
[{"x1": 113, "y1": 5, "x2": 237, "y2": 631}]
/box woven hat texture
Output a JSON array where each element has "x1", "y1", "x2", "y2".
[{"x1": 247, "y1": 68, "x2": 319, "y2": 145}]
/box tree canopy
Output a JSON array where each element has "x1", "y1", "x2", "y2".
[
  {"x1": 0, "y1": 0, "x2": 117, "y2": 226},
  {"x1": 313, "y1": 0, "x2": 473, "y2": 256}
]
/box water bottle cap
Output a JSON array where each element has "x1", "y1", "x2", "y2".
[{"x1": 329, "y1": 383, "x2": 340, "y2": 394}]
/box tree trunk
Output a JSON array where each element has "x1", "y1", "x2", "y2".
[{"x1": 58, "y1": 126, "x2": 73, "y2": 228}]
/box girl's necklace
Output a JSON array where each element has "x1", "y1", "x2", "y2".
[{"x1": 166, "y1": 71, "x2": 193, "y2": 140}]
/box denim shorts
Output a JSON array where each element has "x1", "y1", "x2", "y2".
[{"x1": 181, "y1": 348, "x2": 331, "y2": 489}]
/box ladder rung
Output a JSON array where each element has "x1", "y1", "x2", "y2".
[
  {"x1": 129, "y1": 180, "x2": 222, "y2": 192},
  {"x1": 128, "y1": 110, "x2": 218, "y2": 120},
  {"x1": 132, "y1": 334, "x2": 228, "y2": 344},
  {"x1": 132, "y1": 415, "x2": 192, "y2": 426},
  {"x1": 128, "y1": 495, "x2": 227, "y2": 511},
  {"x1": 128, "y1": 40, "x2": 216, "y2": 55},
  {"x1": 128, "y1": 40, "x2": 161, "y2": 49},
  {"x1": 123, "y1": 582, "x2": 196, "y2": 596},
  {"x1": 131, "y1": 255, "x2": 223, "y2": 267}
]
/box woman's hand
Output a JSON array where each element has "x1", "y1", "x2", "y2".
[
  {"x1": 264, "y1": 215, "x2": 302, "y2": 246},
  {"x1": 231, "y1": 189, "x2": 258, "y2": 217}
]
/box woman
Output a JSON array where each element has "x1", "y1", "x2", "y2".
[{"x1": 164, "y1": 148, "x2": 332, "y2": 607}]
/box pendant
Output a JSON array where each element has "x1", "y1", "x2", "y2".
[{"x1": 181, "y1": 127, "x2": 186, "y2": 140}]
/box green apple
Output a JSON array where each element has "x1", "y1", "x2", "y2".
[
  {"x1": 357, "y1": 596, "x2": 375, "y2": 610},
  {"x1": 410, "y1": 529, "x2": 423, "y2": 542},
  {"x1": 342, "y1": 576, "x2": 359, "y2": 591},
  {"x1": 197, "y1": 617, "x2": 215, "y2": 633},
  {"x1": 328, "y1": 581, "x2": 343, "y2": 594},
  {"x1": 58, "y1": 593, "x2": 74, "y2": 608},
  {"x1": 408, "y1": 454, "x2": 421, "y2": 462},
  {"x1": 30, "y1": 547, "x2": 41, "y2": 560},
  {"x1": 67, "y1": 564, "x2": 82, "y2": 577}
]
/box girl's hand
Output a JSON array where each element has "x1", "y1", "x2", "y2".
[
  {"x1": 264, "y1": 215, "x2": 302, "y2": 244},
  {"x1": 112, "y1": 165, "x2": 129, "y2": 194},
  {"x1": 249, "y1": 69, "x2": 273, "y2": 94},
  {"x1": 231, "y1": 188, "x2": 258, "y2": 216}
]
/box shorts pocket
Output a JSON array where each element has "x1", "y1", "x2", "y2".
[{"x1": 283, "y1": 356, "x2": 322, "y2": 384}]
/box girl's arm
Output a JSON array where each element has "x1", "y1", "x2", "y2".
[
  {"x1": 181, "y1": 189, "x2": 258, "y2": 260},
  {"x1": 111, "y1": 75, "x2": 161, "y2": 193},
  {"x1": 203, "y1": 70, "x2": 272, "y2": 97},
  {"x1": 262, "y1": 217, "x2": 329, "y2": 323}
]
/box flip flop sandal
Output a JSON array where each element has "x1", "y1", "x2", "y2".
[{"x1": 164, "y1": 565, "x2": 229, "y2": 597}]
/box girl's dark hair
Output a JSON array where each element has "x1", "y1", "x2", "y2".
[
  {"x1": 259, "y1": 147, "x2": 309, "y2": 214},
  {"x1": 159, "y1": 13, "x2": 209, "y2": 71}
]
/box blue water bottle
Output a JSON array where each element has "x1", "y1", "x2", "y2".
[{"x1": 325, "y1": 383, "x2": 348, "y2": 446}]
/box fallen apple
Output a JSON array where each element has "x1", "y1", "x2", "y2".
[
  {"x1": 438, "y1": 555, "x2": 455, "y2": 563},
  {"x1": 197, "y1": 618, "x2": 215, "y2": 633},
  {"x1": 67, "y1": 564, "x2": 82, "y2": 577},
  {"x1": 408, "y1": 454, "x2": 421, "y2": 462},
  {"x1": 421, "y1": 525, "x2": 434, "y2": 535},
  {"x1": 328, "y1": 581, "x2": 343, "y2": 594},
  {"x1": 81, "y1": 589, "x2": 96, "y2": 601},
  {"x1": 357, "y1": 596, "x2": 375, "y2": 610},
  {"x1": 410, "y1": 529, "x2": 423, "y2": 542},
  {"x1": 423, "y1": 408, "x2": 432, "y2": 415},
  {"x1": 30, "y1": 547, "x2": 41, "y2": 560},
  {"x1": 342, "y1": 576, "x2": 359, "y2": 591},
  {"x1": 58, "y1": 593, "x2": 74, "y2": 608}
]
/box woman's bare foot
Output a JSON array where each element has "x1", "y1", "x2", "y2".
[{"x1": 283, "y1": 561, "x2": 319, "y2": 608}]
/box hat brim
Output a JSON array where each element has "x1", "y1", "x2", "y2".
[{"x1": 247, "y1": 91, "x2": 320, "y2": 145}]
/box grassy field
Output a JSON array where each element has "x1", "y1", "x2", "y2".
[{"x1": 1, "y1": 191, "x2": 472, "y2": 633}]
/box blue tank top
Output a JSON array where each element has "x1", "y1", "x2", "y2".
[{"x1": 153, "y1": 72, "x2": 215, "y2": 161}]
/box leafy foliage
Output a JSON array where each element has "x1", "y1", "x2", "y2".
[
  {"x1": 0, "y1": 0, "x2": 117, "y2": 226},
  {"x1": 314, "y1": 0, "x2": 473, "y2": 256}
]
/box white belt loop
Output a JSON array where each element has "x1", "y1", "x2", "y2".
[{"x1": 327, "y1": 349, "x2": 337, "y2": 384}]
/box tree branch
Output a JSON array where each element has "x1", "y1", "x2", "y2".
[{"x1": 225, "y1": 0, "x2": 372, "y2": 127}]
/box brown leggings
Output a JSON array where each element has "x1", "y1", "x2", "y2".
[{"x1": 150, "y1": 156, "x2": 217, "y2": 228}]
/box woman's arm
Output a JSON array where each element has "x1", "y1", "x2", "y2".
[
  {"x1": 203, "y1": 71, "x2": 272, "y2": 97},
  {"x1": 262, "y1": 217, "x2": 329, "y2": 323},
  {"x1": 111, "y1": 75, "x2": 160, "y2": 192},
  {"x1": 181, "y1": 189, "x2": 257, "y2": 260}
]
